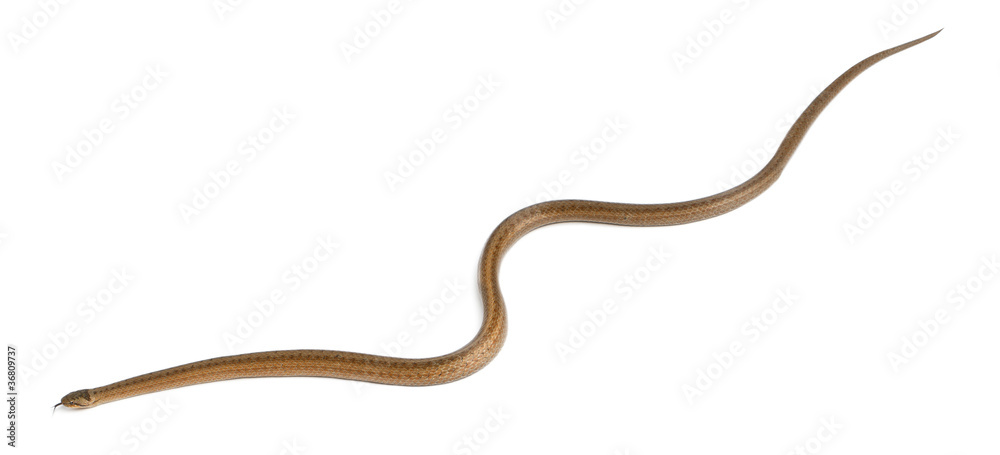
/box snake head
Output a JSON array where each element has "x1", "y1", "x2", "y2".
[{"x1": 59, "y1": 389, "x2": 97, "y2": 408}]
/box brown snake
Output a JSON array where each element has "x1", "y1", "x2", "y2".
[{"x1": 59, "y1": 31, "x2": 939, "y2": 409}]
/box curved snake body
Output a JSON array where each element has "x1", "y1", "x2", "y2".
[{"x1": 59, "y1": 30, "x2": 940, "y2": 409}]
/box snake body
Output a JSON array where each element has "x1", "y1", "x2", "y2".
[{"x1": 59, "y1": 31, "x2": 939, "y2": 409}]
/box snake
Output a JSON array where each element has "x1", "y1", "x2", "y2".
[{"x1": 58, "y1": 30, "x2": 940, "y2": 409}]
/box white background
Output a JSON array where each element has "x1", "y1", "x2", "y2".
[{"x1": 2, "y1": 1, "x2": 997, "y2": 454}]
